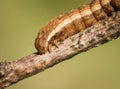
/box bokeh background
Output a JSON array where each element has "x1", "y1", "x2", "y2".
[{"x1": 0, "y1": 0, "x2": 120, "y2": 89}]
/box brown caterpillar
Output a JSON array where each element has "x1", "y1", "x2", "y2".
[{"x1": 35, "y1": 0, "x2": 120, "y2": 54}]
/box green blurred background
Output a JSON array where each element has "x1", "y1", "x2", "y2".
[{"x1": 0, "y1": 0, "x2": 120, "y2": 89}]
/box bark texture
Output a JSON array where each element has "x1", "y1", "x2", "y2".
[{"x1": 0, "y1": 12, "x2": 120, "y2": 89}]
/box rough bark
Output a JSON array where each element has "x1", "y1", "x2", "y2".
[{"x1": 0, "y1": 12, "x2": 120, "y2": 89}]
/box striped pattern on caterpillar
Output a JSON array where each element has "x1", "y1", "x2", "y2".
[{"x1": 35, "y1": 0, "x2": 120, "y2": 54}]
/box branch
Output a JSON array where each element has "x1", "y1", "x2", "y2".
[{"x1": 0, "y1": 12, "x2": 120, "y2": 89}]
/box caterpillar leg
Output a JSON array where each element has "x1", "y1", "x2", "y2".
[
  {"x1": 48, "y1": 44, "x2": 52, "y2": 53},
  {"x1": 53, "y1": 40, "x2": 59, "y2": 48}
]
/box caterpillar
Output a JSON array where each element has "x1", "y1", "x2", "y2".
[{"x1": 35, "y1": 0, "x2": 120, "y2": 54}]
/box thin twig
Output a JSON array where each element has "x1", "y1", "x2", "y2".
[{"x1": 0, "y1": 12, "x2": 120, "y2": 89}]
